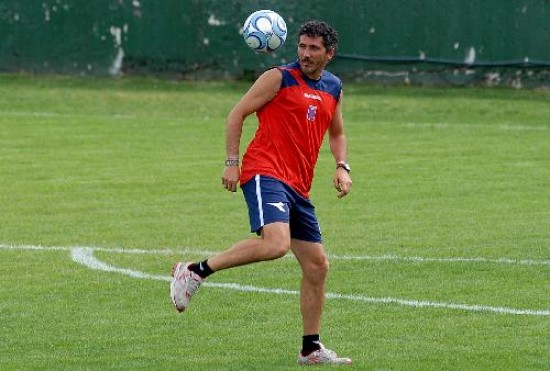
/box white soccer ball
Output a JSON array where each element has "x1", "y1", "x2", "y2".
[{"x1": 242, "y1": 10, "x2": 287, "y2": 54}]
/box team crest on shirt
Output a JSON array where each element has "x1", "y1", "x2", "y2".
[{"x1": 307, "y1": 105, "x2": 318, "y2": 122}]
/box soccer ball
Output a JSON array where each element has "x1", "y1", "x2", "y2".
[{"x1": 242, "y1": 10, "x2": 287, "y2": 54}]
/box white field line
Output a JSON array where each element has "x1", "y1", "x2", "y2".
[
  {"x1": 0, "y1": 244, "x2": 220, "y2": 257},
  {"x1": 2, "y1": 244, "x2": 548, "y2": 316},
  {"x1": 1, "y1": 244, "x2": 548, "y2": 266},
  {"x1": 330, "y1": 254, "x2": 550, "y2": 266},
  {"x1": 69, "y1": 247, "x2": 550, "y2": 317}
]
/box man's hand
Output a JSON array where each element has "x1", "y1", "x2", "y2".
[
  {"x1": 333, "y1": 169, "x2": 352, "y2": 198},
  {"x1": 221, "y1": 165, "x2": 240, "y2": 192}
]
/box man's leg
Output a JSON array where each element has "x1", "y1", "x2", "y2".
[
  {"x1": 207, "y1": 222, "x2": 291, "y2": 271},
  {"x1": 290, "y1": 238, "x2": 329, "y2": 337},
  {"x1": 170, "y1": 222, "x2": 291, "y2": 312},
  {"x1": 291, "y1": 239, "x2": 352, "y2": 365}
]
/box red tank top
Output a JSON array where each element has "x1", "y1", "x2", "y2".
[{"x1": 240, "y1": 62, "x2": 342, "y2": 198}]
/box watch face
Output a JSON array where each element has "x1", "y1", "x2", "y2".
[{"x1": 338, "y1": 163, "x2": 351, "y2": 172}]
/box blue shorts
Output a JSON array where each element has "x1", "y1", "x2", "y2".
[{"x1": 241, "y1": 175, "x2": 322, "y2": 243}]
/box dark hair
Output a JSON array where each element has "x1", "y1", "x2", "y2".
[{"x1": 297, "y1": 20, "x2": 339, "y2": 52}]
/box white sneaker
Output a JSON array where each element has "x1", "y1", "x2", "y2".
[
  {"x1": 170, "y1": 262, "x2": 204, "y2": 313},
  {"x1": 297, "y1": 344, "x2": 352, "y2": 365}
]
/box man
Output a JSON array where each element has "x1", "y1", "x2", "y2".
[{"x1": 171, "y1": 20, "x2": 352, "y2": 366}]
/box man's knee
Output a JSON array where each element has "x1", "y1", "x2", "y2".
[
  {"x1": 303, "y1": 252, "x2": 329, "y2": 281},
  {"x1": 260, "y1": 223, "x2": 291, "y2": 260},
  {"x1": 314, "y1": 253, "x2": 330, "y2": 276},
  {"x1": 266, "y1": 239, "x2": 291, "y2": 259}
]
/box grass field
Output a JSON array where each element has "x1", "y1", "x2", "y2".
[{"x1": 0, "y1": 73, "x2": 548, "y2": 370}]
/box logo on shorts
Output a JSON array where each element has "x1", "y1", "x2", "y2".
[{"x1": 267, "y1": 202, "x2": 286, "y2": 212}]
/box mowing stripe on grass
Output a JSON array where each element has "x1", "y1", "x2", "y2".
[
  {"x1": 0, "y1": 110, "x2": 136, "y2": 119},
  {"x1": 400, "y1": 122, "x2": 548, "y2": 131},
  {"x1": 1, "y1": 110, "x2": 547, "y2": 131}
]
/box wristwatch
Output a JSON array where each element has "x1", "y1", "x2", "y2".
[
  {"x1": 336, "y1": 162, "x2": 351, "y2": 173},
  {"x1": 225, "y1": 158, "x2": 240, "y2": 167}
]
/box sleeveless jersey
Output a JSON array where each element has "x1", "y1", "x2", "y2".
[{"x1": 240, "y1": 61, "x2": 342, "y2": 198}]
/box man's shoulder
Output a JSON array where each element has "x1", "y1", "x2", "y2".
[
  {"x1": 281, "y1": 61, "x2": 300, "y2": 68},
  {"x1": 276, "y1": 61, "x2": 300, "y2": 73},
  {"x1": 320, "y1": 68, "x2": 341, "y2": 85},
  {"x1": 318, "y1": 70, "x2": 342, "y2": 100}
]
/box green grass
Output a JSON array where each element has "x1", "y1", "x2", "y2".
[{"x1": 0, "y1": 74, "x2": 548, "y2": 370}]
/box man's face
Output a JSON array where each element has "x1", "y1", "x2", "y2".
[{"x1": 297, "y1": 35, "x2": 334, "y2": 80}]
